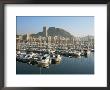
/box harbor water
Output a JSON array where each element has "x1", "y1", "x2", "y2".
[{"x1": 16, "y1": 52, "x2": 94, "y2": 74}]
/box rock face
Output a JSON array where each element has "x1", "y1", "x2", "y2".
[{"x1": 32, "y1": 27, "x2": 73, "y2": 38}]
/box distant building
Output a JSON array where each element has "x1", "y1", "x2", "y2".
[
  {"x1": 27, "y1": 33, "x2": 33, "y2": 41},
  {"x1": 43, "y1": 26, "x2": 48, "y2": 37},
  {"x1": 19, "y1": 35, "x2": 23, "y2": 40},
  {"x1": 27, "y1": 33, "x2": 30, "y2": 41},
  {"x1": 47, "y1": 36, "x2": 51, "y2": 44}
]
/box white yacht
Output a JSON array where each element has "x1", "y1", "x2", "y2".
[
  {"x1": 55, "y1": 55, "x2": 62, "y2": 61},
  {"x1": 16, "y1": 53, "x2": 26, "y2": 61},
  {"x1": 73, "y1": 51, "x2": 81, "y2": 57},
  {"x1": 37, "y1": 54, "x2": 50, "y2": 64},
  {"x1": 50, "y1": 54, "x2": 62, "y2": 62},
  {"x1": 22, "y1": 54, "x2": 32, "y2": 63},
  {"x1": 87, "y1": 50, "x2": 91, "y2": 55},
  {"x1": 83, "y1": 49, "x2": 91, "y2": 56}
]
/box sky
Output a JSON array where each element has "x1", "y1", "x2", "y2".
[{"x1": 16, "y1": 16, "x2": 94, "y2": 36}]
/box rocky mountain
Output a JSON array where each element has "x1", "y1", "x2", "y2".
[{"x1": 32, "y1": 27, "x2": 73, "y2": 38}]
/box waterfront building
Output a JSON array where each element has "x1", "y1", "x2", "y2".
[{"x1": 16, "y1": 26, "x2": 94, "y2": 51}]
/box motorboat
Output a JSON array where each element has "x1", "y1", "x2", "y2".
[
  {"x1": 37, "y1": 63, "x2": 49, "y2": 68},
  {"x1": 22, "y1": 54, "x2": 32, "y2": 63},
  {"x1": 50, "y1": 54, "x2": 62, "y2": 62},
  {"x1": 55, "y1": 55, "x2": 62, "y2": 61},
  {"x1": 91, "y1": 49, "x2": 94, "y2": 52},
  {"x1": 16, "y1": 54, "x2": 26, "y2": 62},
  {"x1": 83, "y1": 49, "x2": 91, "y2": 56},
  {"x1": 73, "y1": 51, "x2": 81, "y2": 57},
  {"x1": 37, "y1": 54, "x2": 51, "y2": 64}
]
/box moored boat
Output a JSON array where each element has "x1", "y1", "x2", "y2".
[
  {"x1": 91, "y1": 49, "x2": 94, "y2": 52},
  {"x1": 50, "y1": 53, "x2": 62, "y2": 62},
  {"x1": 37, "y1": 54, "x2": 51, "y2": 64},
  {"x1": 83, "y1": 49, "x2": 91, "y2": 56},
  {"x1": 73, "y1": 51, "x2": 81, "y2": 57}
]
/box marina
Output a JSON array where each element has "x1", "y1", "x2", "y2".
[
  {"x1": 16, "y1": 47, "x2": 94, "y2": 64},
  {"x1": 16, "y1": 49, "x2": 94, "y2": 74},
  {"x1": 16, "y1": 27, "x2": 94, "y2": 74},
  {"x1": 16, "y1": 16, "x2": 94, "y2": 74},
  {"x1": 16, "y1": 52, "x2": 94, "y2": 74}
]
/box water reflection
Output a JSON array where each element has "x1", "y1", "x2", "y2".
[
  {"x1": 51, "y1": 60, "x2": 61, "y2": 64},
  {"x1": 17, "y1": 54, "x2": 89, "y2": 69},
  {"x1": 16, "y1": 52, "x2": 94, "y2": 74},
  {"x1": 36, "y1": 59, "x2": 61, "y2": 68},
  {"x1": 37, "y1": 63, "x2": 49, "y2": 68},
  {"x1": 84, "y1": 55, "x2": 88, "y2": 58}
]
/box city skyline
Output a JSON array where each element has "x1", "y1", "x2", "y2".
[{"x1": 16, "y1": 16, "x2": 94, "y2": 37}]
